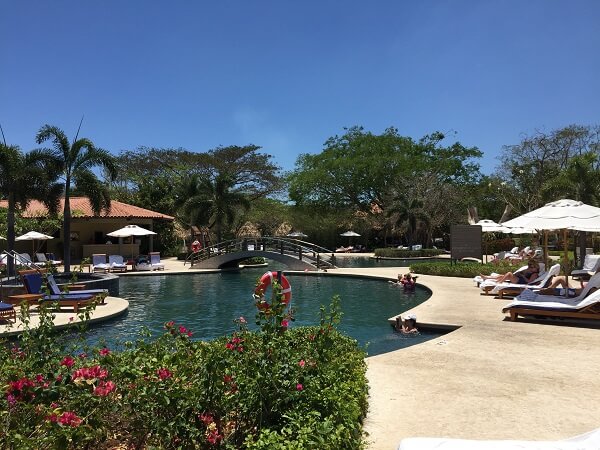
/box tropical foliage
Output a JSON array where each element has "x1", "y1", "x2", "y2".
[
  {"x1": 35, "y1": 125, "x2": 118, "y2": 272},
  {"x1": 0, "y1": 283, "x2": 368, "y2": 449}
]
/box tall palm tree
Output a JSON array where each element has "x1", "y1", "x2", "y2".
[
  {"x1": 0, "y1": 143, "x2": 63, "y2": 275},
  {"x1": 36, "y1": 125, "x2": 117, "y2": 272},
  {"x1": 387, "y1": 195, "x2": 430, "y2": 247},
  {"x1": 174, "y1": 173, "x2": 250, "y2": 243}
]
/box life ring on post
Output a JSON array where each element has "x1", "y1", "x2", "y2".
[
  {"x1": 255, "y1": 271, "x2": 292, "y2": 305},
  {"x1": 191, "y1": 240, "x2": 201, "y2": 253}
]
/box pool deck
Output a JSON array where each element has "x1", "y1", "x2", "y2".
[{"x1": 2, "y1": 256, "x2": 599, "y2": 447}]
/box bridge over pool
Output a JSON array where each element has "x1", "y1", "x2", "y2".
[{"x1": 184, "y1": 237, "x2": 337, "y2": 270}]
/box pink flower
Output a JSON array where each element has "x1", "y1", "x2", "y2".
[
  {"x1": 99, "y1": 348, "x2": 111, "y2": 356},
  {"x1": 239, "y1": 316, "x2": 247, "y2": 324},
  {"x1": 165, "y1": 320, "x2": 175, "y2": 329},
  {"x1": 298, "y1": 360, "x2": 305, "y2": 368},
  {"x1": 72, "y1": 365, "x2": 108, "y2": 382},
  {"x1": 78, "y1": 352, "x2": 87, "y2": 359},
  {"x1": 178, "y1": 325, "x2": 188, "y2": 334},
  {"x1": 198, "y1": 412, "x2": 214, "y2": 425},
  {"x1": 6, "y1": 394, "x2": 16, "y2": 406},
  {"x1": 281, "y1": 319, "x2": 289, "y2": 328},
  {"x1": 50, "y1": 402, "x2": 59, "y2": 409},
  {"x1": 69, "y1": 317, "x2": 74, "y2": 322},
  {"x1": 60, "y1": 356, "x2": 75, "y2": 368},
  {"x1": 296, "y1": 383, "x2": 303, "y2": 391},
  {"x1": 206, "y1": 429, "x2": 222, "y2": 444},
  {"x1": 187, "y1": 330, "x2": 193, "y2": 337},
  {"x1": 58, "y1": 411, "x2": 82, "y2": 427},
  {"x1": 46, "y1": 413, "x2": 58, "y2": 423},
  {"x1": 93, "y1": 380, "x2": 116, "y2": 397},
  {"x1": 156, "y1": 368, "x2": 173, "y2": 380}
]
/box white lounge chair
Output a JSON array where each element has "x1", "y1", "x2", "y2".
[
  {"x1": 513, "y1": 272, "x2": 600, "y2": 305},
  {"x1": 398, "y1": 427, "x2": 600, "y2": 450},
  {"x1": 478, "y1": 263, "x2": 546, "y2": 293},
  {"x1": 149, "y1": 252, "x2": 165, "y2": 271},
  {"x1": 36, "y1": 253, "x2": 62, "y2": 266},
  {"x1": 489, "y1": 263, "x2": 560, "y2": 298},
  {"x1": 571, "y1": 254, "x2": 600, "y2": 279},
  {"x1": 91, "y1": 254, "x2": 110, "y2": 273},
  {"x1": 108, "y1": 255, "x2": 127, "y2": 272}
]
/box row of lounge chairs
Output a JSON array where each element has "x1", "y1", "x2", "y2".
[
  {"x1": 475, "y1": 254, "x2": 600, "y2": 322},
  {"x1": 0, "y1": 252, "x2": 62, "y2": 268},
  {"x1": 91, "y1": 253, "x2": 164, "y2": 273}
]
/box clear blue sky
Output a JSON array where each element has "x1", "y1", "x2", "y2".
[{"x1": 2, "y1": 1, "x2": 599, "y2": 174}]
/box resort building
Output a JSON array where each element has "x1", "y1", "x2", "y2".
[{"x1": 0, "y1": 197, "x2": 174, "y2": 261}]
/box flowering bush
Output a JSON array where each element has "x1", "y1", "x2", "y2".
[{"x1": 0, "y1": 290, "x2": 368, "y2": 448}]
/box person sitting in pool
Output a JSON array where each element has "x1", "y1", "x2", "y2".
[
  {"x1": 480, "y1": 259, "x2": 540, "y2": 285},
  {"x1": 401, "y1": 273, "x2": 416, "y2": 291},
  {"x1": 395, "y1": 314, "x2": 418, "y2": 334}
]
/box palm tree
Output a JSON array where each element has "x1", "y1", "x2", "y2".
[
  {"x1": 387, "y1": 195, "x2": 430, "y2": 247},
  {"x1": 174, "y1": 173, "x2": 250, "y2": 243},
  {"x1": 36, "y1": 125, "x2": 117, "y2": 272},
  {"x1": 0, "y1": 143, "x2": 63, "y2": 275}
]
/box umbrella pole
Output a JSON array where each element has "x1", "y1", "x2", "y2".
[
  {"x1": 543, "y1": 231, "x2": 548, "y2": 270},
  {"x1": 563, "y1": 229, "x2": 569, "y2": 298}
]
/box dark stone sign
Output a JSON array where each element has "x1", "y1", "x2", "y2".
[{"x1": 451, "y1": 225, "x2": 482, "y2": 261}]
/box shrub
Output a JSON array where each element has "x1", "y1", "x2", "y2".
[
  {"x1": 0, "y1": 281, "x2": 368, "y2": 449},
  {"x1": 410, "y1": 260, "x2": 526, "y2": 278},
  {"x1": 373, "y1": 248, "x2": 443, "y2": 258}
]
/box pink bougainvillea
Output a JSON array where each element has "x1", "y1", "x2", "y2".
[
  {"x1": 93, "y1": 380, "x2": 116, "y2": 397},
  {"x1": 156, "y1": 368, "x2": 173, "y2": 380}
]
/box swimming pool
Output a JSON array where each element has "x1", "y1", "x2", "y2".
[
  {"x1": 334, "y1": 256, "x2": 446, "y2": 268},
  {"x1": 86, "y1": 268, "x2": 443, "y2": 356}
]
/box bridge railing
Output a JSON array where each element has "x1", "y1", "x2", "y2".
[{"x1": 184, "y1": 237, "x2": 337, "y2": 269}]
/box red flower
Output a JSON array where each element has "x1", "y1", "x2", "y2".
[
  {"x1": 58, "y1": 411, "x2": 82, "y2": 427},
  {"x1": 165, "y1": 320, "x2": 175, "y2": 328},
  {"x1": 93, "y1": 380, "x2": 116, "y2": 397},
  {"x1": 198, "y1": 412, "x2": 214, "y2": 425},
  {"x1": 99, "y1": 348, "x2": 111, "y2": 356},
  {"x1": 206, "y1": 429, "x2": 222, "y2": 444},
  {"x1": 156, "y1": 368, "x2": 173, "y2": 380},
  {"x1": 7, "y1": 377, "x2": 35, "y2": 402},
  {"x1": 281, "y1": 319, "x2": 289, "y2": 328},
  {"x1": 298, "y1": 360, "x2": 305, "y2": 368},
  {"x1": 72, "y1": 365, "x2": 108, "y2": 382},
  {"x1": 296, "y1": 383, "x2": 303, "y2": 391},
  {"x1": 60, "y1": 356, "x2": 75, "y2": 368}
]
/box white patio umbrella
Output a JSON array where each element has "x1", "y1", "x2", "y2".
[
  {"x1": 15, "y1": 231, "x2": 54, "y2": 256},
  {"x1": 473, "y1": 220, "x2": 510, "y2": 262},
  {"x1": 340, "y1": 230, "x2": 361, "y2": 247},
  {"x1": 107, "y1": 225, "x2": 157, "y2": 259},
  {"x1": 501, "y1": 199, "x2": 600, "y2": 295}
]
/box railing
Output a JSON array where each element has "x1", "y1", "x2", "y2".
[
  {"x1": 1, "y1": 250, "x2": 46, "y2": 285},
  {"x1": 183, "y1": 237, "x2": 337, "y2": 269}
]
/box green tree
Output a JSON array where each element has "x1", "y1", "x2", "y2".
[
  {"x1": 386, "y1": 195, "x2": 430, "y2": 246},
  {"x1": 35, "y1": 125, "x2": 117, "y2": 272},
  {"x1": 174, "y1": 173, "x2": 250, "y2": 243},
  {"x1": 0, "y1": 143, "x2": 62, "y2": 275}
]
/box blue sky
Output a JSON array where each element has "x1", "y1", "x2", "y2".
[{"x1": 1, "y1": 1, "x2": 599, "y2": 175}]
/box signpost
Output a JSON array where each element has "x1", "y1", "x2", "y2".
[{"x1": 451, "y1": 225, "x2": 482, "y2": 263}]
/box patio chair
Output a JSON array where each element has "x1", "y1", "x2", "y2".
[
  {"x1": 0, "y1": 302, "x2": 16, "y2": 323},
  {"x1": 149, "y1": 252, "x2": 165, "y2": 271},
  {"x1": 91, "y1": 254, "x2": 110, "y2": 273},
  {"x1": 35, "y1": 253, "x2": 62, "y2": 266},
  {"x1": 571, "y1": 254, "x2": 600, "y2": 280},
  {"x1": 17, "y1": 253, "x2": 43, "y2": 267},
  {"x1": 22, "y1": 273, "x2": 96, "y2": 313},
  {"x1": 398, "y1": 427, "x2": 600, "y2": 450},
  {"x1": 108, "y1": 255, "x2": 128, "y2": 272},
  {"x1": 134, "y1": 255, "x2": 152, "y2": 271},
  {"x1": 46, "y1": 274, "x2": 108, "y2": 303},
  {"x1": 489, "y1": 263, "x2": 560, "y2": 298},
  {"x1": 478, "y1": 263, "x2": 545, "y2": 293}
]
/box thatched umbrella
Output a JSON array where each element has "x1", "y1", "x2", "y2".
[
  {"x1": 237, "y1": 222, "x2": 262, "y2": 238},
  {"x1": 273, "y1": 222, "x2": 292, "y2": 237}
]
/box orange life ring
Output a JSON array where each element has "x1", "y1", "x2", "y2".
[{"x1": 255, "y1": 271, "x2": 292, "y2": 305}]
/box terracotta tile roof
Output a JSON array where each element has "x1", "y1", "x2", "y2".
[{"x1": 0, "y1": 197, "x2": 174, "y2": 221}]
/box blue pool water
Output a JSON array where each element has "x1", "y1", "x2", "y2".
[
  {"x1": 335, "y1": 256, "x2": 444, "y2": 268},
  {"x1": 86, "y1": 268, "x2": 443, "y2": 356}
]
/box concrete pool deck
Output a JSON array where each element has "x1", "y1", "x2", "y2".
[
  {"x1": 2, "y1": 256, "x2": 599, "y2": 448},
  {"x1": 324, "y1": 266, "x2": 600, "y2": 449}
]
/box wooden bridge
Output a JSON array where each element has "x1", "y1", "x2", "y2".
[{"x1": 184, "y1": 237, "x2": 337, "y2": 270}]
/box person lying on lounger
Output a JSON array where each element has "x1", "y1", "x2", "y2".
[{"x1": 480, "y1": 259, "x2": 540, "y2": 285}]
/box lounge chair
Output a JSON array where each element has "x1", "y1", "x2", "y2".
[
  {"x1": 35, "y1": 252, "x2": 62, "y2": 266},
  {"x1": 17, "y1": 253, "x2": 44, "y2": 267},
  {"x1": 478, "y1": 263, "x2": 546, "y2": 293},
  {"x1": 502, "y1": 273, "x2": 600, "y2": 321},
  {"x1": 398, "y1": 427, "x2": 600, "y2": 450},
  {"x1": 0, "y1": 302, "x2": 16, "y2": 323},
  {"x1": 134, "y1": 255, "x2": 152, "y2": 271},
  {"x1": 571, "y1": 254, "x2": 600, "y2": 279},
  {"x1": 489, "y1": 263, "x2": 560, "y2": 298},
  {"x1": 22, "y1": 273, "x2": 97, "y2": 313},
  {"x1": 108, "y1": 254, "x2": 128, "y2": 272},
  {"x1": 91, "y1": 254, "x2": 110, "y2": 273},
  {"x1": 46, "y1": 274, "x2": 108, "y2": 303},
  {"x1": 149, "y1": 252, "x2": 165, "y2": 271}
]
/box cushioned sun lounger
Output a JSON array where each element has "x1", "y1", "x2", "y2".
[
  {"x1": 108, "y1": 254, "x2": 127, "y2": 272},
  {"x1": 22, "y1": 273, "x2": 100, "y2": 311},
  {"x1": 149, "y1": 252, "x2": 165, "y2": 271},
  {"x1": 478, "y1": 264, "x2": 546, "y2": 293},
  {"x1": 46, "y1": 274, "x2": 108, "y2": 302},
  {"x1": 502, "y1": 274, "x2": 600, "y2": 322},
  {"x1": 91, "y1": 254, "x2": 110, "y2": 273},
  {"x1": 490, "y1": 264, "x2": 560, "y2": 298},
  {"x1": 398, "y1": 427, "x2": 600, "y2": 450},
  {"x1": 0, "y1": 302, "x2": 16, "y2": 322},
  {"x1": 571, "y1": 254, "x2": 600, "y2": 279}
]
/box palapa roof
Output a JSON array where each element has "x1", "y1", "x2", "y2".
[{"x1": 0, "y1": 197, "x2": 174, "y2": 221}]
